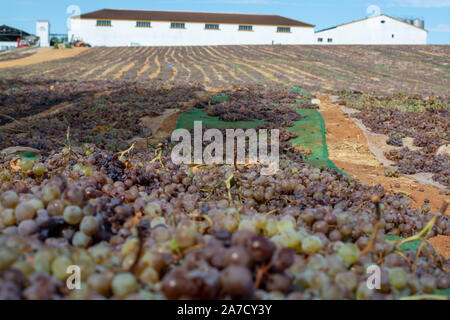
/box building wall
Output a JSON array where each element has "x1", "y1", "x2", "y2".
[
  {"x1": 36, "y1": 21, "x2": 50, "y2": 47},
  {"x1": 315, "y1": 15, "x2": 427, "y2": 45},
  {"x1": 0, "y1": 41, "x2": 18, "y2": 50},
  {"x1": 69, "y1": 19, "x2": 315, "y2": 46}
]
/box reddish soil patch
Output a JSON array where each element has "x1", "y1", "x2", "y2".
[
  {"x1": 0, "y1": 47, "x2": 89, "y2": 69},
  {"x1": 317, "y1": 94, "x2": 449, "y2": 258},
  {"x1": 429, "y1": 236, "x2": 450, "y2": 260}
]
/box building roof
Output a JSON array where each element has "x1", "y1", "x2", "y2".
[
  {"x1": 315, "y1": 14, "x2": 427, "y2": 33},
  {"x1": 0, "y1": 25, "x2": 31, "y2": 41},
  {"x1": 77, "y1": 8, "x2": 314, "y2": 27}
]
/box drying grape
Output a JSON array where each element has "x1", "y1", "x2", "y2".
[
  {"x1": 112, "y1": 273, "x2": 139, "y2": 298},
  {"x1": 33, "y1": 163, "x2": 45, "y2": 176},
  {"x1": 14, "y1": 202, "x2": 37, "y2": 222},
  {"x1": 80, "y1": 216, "x2": 99, "y2": 236},
  {"x1": 63, "y1": 206, "x2": 83, "y2": 225},
  {"x1": 72, "y1": 231, "x2": 92, "y2": 248},
  {"x1": 88, "y1": 273, "x2": 112, "y2": 296},
  {"x1": 271, "y1": 248, "x2": 295, "y2": 272},
  {"x1": 389, "y1": 267, "x2": 408, "y2": 290},
  {"x1": 144, "y1": 202, "x2": 162, "y2": 218},
  {"x1": 220, "y1": 266, "x2": 254, "y2": 299},
  {"x1": 301, "y1": 236, "x2": 323, "y2": 254},
  {"x1": 225, "y1": 246, "x2": 252, "y2": 268},
  {"x1": 20, "y1": 158, "x2": 34, "y2": 172},
  {"x1": 335, "y1": 271, "x2": 358, "y2": 292},
  {"x1": 18, "y1": 220, "x2": 38, "y2": 236},
  {"x1": 140, "y1": 267, "x2": 159, "y2": 285},
  {"x1": 1, "y1": 209, "x2": 16, "y2": 227},
  {"x1": 1, "y1": 191, "x2": 19, "y2": 209},
  {"x1": 47, "y1": 200, "x2": 65, "y2": 217},
  {"x1": 338, "y1": 244, "x2": 360, "y2": 265},
  {"x1": 64, "y1": 187, "x2": 85, "y2": 206},
  {"x1": 0, "y1": 85, "x2": 448, "y2": 301},
  {"x1": 41, "y1": 185, "x2": 61, "y2": 204},
  {"x1": 420, "y1": 275, "x2": 437, "y2": 294},
  {"x1": 246, "y1": 234, "x2": 276, "y2": 263},
  {"x1": 162, "y1": 270, "x2": 194, "y2": 300},
  {"x1": 266, "y1": 273, "x2": 291, "y2": 293},
  {"x1": 51, "y1": 256, "x2": 73, "y2": 281}
]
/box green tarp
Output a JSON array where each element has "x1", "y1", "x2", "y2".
[{"x1": 176, "y1": 88, "x2": 346, "y2": 175}]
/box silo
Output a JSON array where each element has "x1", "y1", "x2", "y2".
[{"x1": 413, "y1": 19, "x2": 425, "y2": 29}]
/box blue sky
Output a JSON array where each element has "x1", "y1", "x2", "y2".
[{"x1": 1, "y1": 0, "x2": 449, "y2": 44}]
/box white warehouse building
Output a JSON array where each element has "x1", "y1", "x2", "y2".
[
  {"x1": 68, "y1": 9, "x2": 315, "y2": 47},
  {"x1": 315, "y1": 14, "x2": 427, "y2": 45}
]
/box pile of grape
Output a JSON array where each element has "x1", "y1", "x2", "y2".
[
  {"x1": 337, "y1": 91, "x2": 449, "y2": 187},
  {"x1": 0, "y1": 82, "x2": 205, "y2": 152},
  {"x1": 202, "y1": 87, "x2": 306, "y2": 127},
  {"x1": 0, "y1": 143, "x2": 448, "y2": 300},
  {"x1": 0, "y1": 79, "x2": 120, "y2": 125}
]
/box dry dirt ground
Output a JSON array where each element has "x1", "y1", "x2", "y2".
[
  {"x1": 317, "y1": 94, "x2": 449, "y2": 259},
  {"x1": 0, "y1": 47, "x2": 89, "y2": 69}
]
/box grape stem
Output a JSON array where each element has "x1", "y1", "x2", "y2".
[
  {"x1": 393, "y1": 250, "x2": 412, "y2": 268},
  {"x1": 397, "y1": 214, "x2": 439, "y2": 249},
  {"x1": 397, "y1": 201, "x2": 448, "y2": 250},
  {"x1": 254, "y1": 263, "x2": 272, "y2": 290},
  {"x1": 128, "y1": 225, "x2": 144, "y2": 274},
  {"x1": 64, "y1": 126, "x2": 79, "y2": 159},
  {"x1": 400, "y1": 295, "x2": 447, "y2": 301},
  {"x1": 150, "y1": 148, "x2": 165, "y2": 168},
  {"x1": 118, "y1": 142, "x2": 136, "y2": 163},
  {"x1": 225, "y1": 174, "x2": 234, "y2": 203},
  {"x1": 360, "y1": 202, "x2": 382, "y2": 256}
]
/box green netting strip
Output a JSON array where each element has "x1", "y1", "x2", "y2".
[
  {"x1": 20, "y1": 152, "x2": 42, "y2": 162},
  {"x1": 177, "y1": 88, "x2": 347, "y2": 176},
  {"x1": 287, "y1": 109, "x2": 347, "y2": 176}
]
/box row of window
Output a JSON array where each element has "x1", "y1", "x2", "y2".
[
  {"x1": 96, "y1": 20, "x2": 291, "y2": 32},
  {"x1": 317, "y1": 34, "x2": 395, "y2": 43}
]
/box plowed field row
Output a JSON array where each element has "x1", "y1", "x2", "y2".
[{"x1": 1, "y1": 45, "x2": 448, "y2": 95}]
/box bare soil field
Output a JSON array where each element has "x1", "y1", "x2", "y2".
[
  {"x1": 1, "y1": 45, "x2": 448, "y2": 95},
  {"x1": 0, "y1": 47, "x2": 89, "y2": 69}
]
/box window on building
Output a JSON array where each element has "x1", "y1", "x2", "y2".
[
  {"x1": 239, "y1": 25, "x2": 253, "y2": 31},
  {"x1": 392, "y1": 34, "x2": 395, "y2": 38},
  {"x1": 171, "y1": 22, "x2": 185, "y2": 29},
  {"x1": 96, "y1": 20, "x2": 111, "y2": 27},
  {"x1": 327, "y1": 38, "x2": 333, "y2": 43},
  {"x1": 205, "y1": 24, "x2": 220, "y2": 30},
  {"x1": 277, "y1": 27, "x2": 291, "y2": 33},
  {"x1": 136, "y1": 21, "x2": 151, "y2": 28},
  {"x1": 318, "y1": 38, "x2": 323, "y2": 43}
]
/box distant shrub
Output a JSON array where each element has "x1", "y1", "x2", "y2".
[{"x1": 65, "y1": 44, "x2": 72, "y2": 49}]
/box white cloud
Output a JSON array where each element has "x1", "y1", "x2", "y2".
[
  {"x1": 386, "y1": 0, "x2": 450, "y2": 7},
  {"x1": 429, "y1": 24, "x2": 450, "y2": 32}
]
